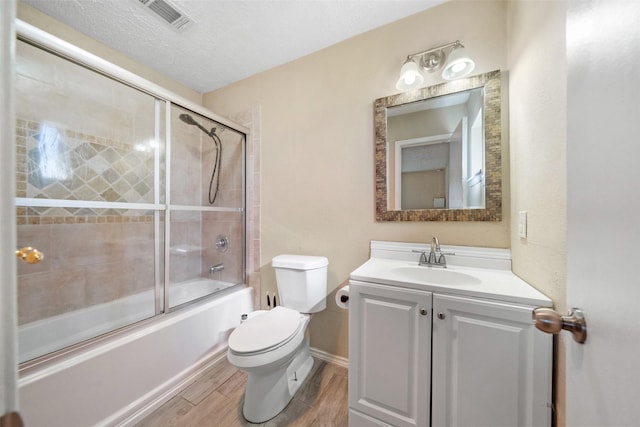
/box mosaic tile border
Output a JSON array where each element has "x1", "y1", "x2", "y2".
[
  {"x1": 16, "y1": 207, "x2": 155, "y2": 225},
  {"x1": 374, "y1": 70, "x2": 503, "y2": 222}
]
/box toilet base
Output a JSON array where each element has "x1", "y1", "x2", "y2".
[{"x1": 241, "y1": 337, "x2": 314, "y2": 423}]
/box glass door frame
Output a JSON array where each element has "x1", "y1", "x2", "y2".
[
  {"x1": 1, "y1": 0, "x2": 19, "y2": 420},
  {"x1": 15, "y1": 19, "x2": 249, "y2": 363}
]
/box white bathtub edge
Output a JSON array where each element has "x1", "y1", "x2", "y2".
[
  {"x1": 18, "y1": 286, "x2": 254, "y2": 427},
  {"x1": 19, "y1": 288, "x2": 239, "y2": 387}
]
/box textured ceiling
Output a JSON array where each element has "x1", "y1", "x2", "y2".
[{"x1": 22, "y1": 0, "x2": 446, "y2": 93}]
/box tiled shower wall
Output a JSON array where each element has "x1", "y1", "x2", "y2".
[
  {"x1": 16, "y1": 220, "x2": 157, "y2": 325},
  {"x1": 226, "y1": 107, "x2": 261, "y2": 310}
]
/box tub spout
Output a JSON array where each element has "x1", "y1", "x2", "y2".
[{"x1": 210, "y1": 263, "x2": 224, "y2": 273}]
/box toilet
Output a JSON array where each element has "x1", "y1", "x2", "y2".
[{"x1": 227, "y1": 254, "x2": 329, "y2": 423}]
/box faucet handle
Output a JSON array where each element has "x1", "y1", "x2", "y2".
[{"x1": 411, "y1": 249, "x2": 429, "y2": 265}]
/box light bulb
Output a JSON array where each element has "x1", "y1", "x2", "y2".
[
  {"x1": 442, "y1": 46, "x2": 475, "y2": 80},
  {"x1": 451, "y1": 62, "x2": 468, "y2": 74},
  {"x1": 396, "y1": 59, "x2": 424, "y2": 91}
]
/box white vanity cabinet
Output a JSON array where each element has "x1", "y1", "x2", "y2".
[
  {"x1": 348, "y1": 280, "x2": 552, "y2": 427},
  {"x1": 431, "y1": 294, "x2": 552, "y2": 427},
  {"x1": 348, "y1": 281, "x2": 432, "y2": 427}
]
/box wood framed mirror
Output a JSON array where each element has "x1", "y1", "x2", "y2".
[{"x1": 375, "y1": 70, "x2": 502, "y2": 221}]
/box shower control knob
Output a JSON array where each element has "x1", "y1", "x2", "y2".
[{"x1": 215, "y1": 235, "x2": 229, "y2": 252}]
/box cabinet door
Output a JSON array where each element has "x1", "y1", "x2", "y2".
[
  {"x1": 348, "y1": 281, "x2": 432, "y2": 427},
  {"x1": 432, "y1": 294, "x2": 552, "y2": 427}
]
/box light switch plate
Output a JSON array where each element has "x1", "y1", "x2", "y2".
[{"x1": 518, "y1": 211, "x2": 527, "y2": 238}]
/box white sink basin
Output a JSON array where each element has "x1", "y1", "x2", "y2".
[{"x1": 390, "y1": 266, "x2": 482, "y2": 286}]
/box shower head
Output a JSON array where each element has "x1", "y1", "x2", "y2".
[
  {"x1": 179, "y1": 113, "x2": 216, "y2": 137},
  {"x1": 179, "y1": 113, "x2": 197, "y2": 125}
]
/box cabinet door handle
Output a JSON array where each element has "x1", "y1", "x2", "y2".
[
  {"x1": 437, "y1": 312, "x2": 446, "y2": 320},
  {"x1": 420, "y1": 309, "x2": 428, "y2": 316}
]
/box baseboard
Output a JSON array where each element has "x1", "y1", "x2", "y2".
[{"x1": 310, "y1": 347, "x2": 349, "y2": 369}]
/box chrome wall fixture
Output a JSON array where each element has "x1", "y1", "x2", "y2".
[
  {"x1": 396, "y1": 40, "x2": 475, "y2": 91},
  {"x1": 215, "y1": 234, "x2": 229, "y2": 252}
]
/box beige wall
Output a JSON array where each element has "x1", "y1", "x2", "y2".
[
  {"x1": 507, "y1": 1, "x2": 566, "y2": 425},
  {"x1": 17, "y1": 2, "x2": 202, "y2": 105},
  {"x1": 204, "y1": 0, "x2": 510, "y2": 358}
]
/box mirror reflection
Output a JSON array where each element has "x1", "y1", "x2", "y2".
[
  {"x1": 388, "y1": 87, "x2": 484, "y2": 210},
  {"x1": 374, "y1": 70, "x2": 502, "y2": 221}
]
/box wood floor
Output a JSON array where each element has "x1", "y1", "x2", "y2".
[{"x1": 134, "y1": 357, "x2": 348, "y2": 427}]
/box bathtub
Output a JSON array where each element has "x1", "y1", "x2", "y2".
[
  {"x1": 18, "y1": 283, "x2": 253, "y2": 427},
  {"x1": 18, "y1": 278, "x2": 236, "y2": 363}
]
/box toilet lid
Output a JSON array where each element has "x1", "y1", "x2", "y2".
[{"x1": 229, "y1": 306, "x2": 302, "y2": 354}]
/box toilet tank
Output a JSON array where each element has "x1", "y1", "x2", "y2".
[{"x1": 272, "y1": 255, "x2": 328, "y2": 313}]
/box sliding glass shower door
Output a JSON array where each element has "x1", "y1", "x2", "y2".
[
  {"x1": 168, "y1": 105, "x2": 246, "y2": 309},
  {"x1": 15, "y1": 39, "x2": 165, "y2": 362},
  {"x1": 14, "y1": 29, "x2": 246, "y2": 363}
]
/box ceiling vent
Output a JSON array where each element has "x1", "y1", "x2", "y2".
[{"x1": 138, "y1": 0, "x2": 193, "y2": 31}]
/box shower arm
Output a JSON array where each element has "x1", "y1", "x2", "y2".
[{"x1": 198, "y1": 123, "x2": 217, "y2": 138}]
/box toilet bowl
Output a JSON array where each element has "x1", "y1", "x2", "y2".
[
  {"x1": 227, "y1": 254, "x2": 328, "y2": 423},
  {"x1": 227, "y1": 307, "x2": 313, "y2": 423}
]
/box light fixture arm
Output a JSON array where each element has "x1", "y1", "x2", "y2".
[{"x1": 405, "y1": 40, "x2": 463, "y2": 62}]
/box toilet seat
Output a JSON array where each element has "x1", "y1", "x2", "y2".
[{"x1": 229, "y1": 306, "x2": 303, "y2": 355}]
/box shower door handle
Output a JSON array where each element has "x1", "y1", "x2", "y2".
[{"x1": 15, "y1": 246, "x2": 45, "y2": 264}]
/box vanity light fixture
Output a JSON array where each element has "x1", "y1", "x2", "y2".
[{"x1": 395, "y1": 40, "x2": 475, "y2": 91}]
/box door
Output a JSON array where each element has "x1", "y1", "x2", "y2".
[
  {"x1": 1, "y1": 0, "x2": 20, "y2": 424},
  {"x1": 432, "y1": 294, "x2": 552, "y2": 427},
  {"x1": 566, "y1": 0, "x2": 640, "y2": 424},
  {"x1": 349, "y1": 281, "x2": 431, "y2": 427}
]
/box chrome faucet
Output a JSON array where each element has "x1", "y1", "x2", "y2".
[
  {"x1": 413, "y1": 236, "x2": 453, "y2": 268},
  {"x1": 429, "y1": 236, "x2": 441, "y2": 264},
  {"x1": 209, "y1": 263, "x2": 224, "y2": 273}
]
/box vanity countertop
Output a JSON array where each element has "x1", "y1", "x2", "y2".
[{"x1": 349, "y1": 241, "x2": 552, "y2": 307}]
